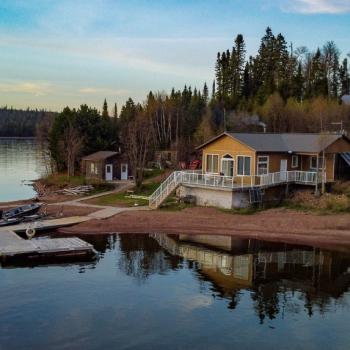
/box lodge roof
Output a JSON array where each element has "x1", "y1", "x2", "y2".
[
  {"x1": 81, "y1": 151, "x2": 119, "y2": 161},
  {"x1": 197, "y1": 132, "x2": 348, "y2": 153}
]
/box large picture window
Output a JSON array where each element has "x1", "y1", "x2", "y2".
[
  {"x1": 237, "y1": 156, "x2": 251, "y2": 176},
  {"x1": 206, "y1": 154, "x2": 219, "y2": 173},
  {"x1": 257, "y1": 156, "x2": 269, "y2": 175}
]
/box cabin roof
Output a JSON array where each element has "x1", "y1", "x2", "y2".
[
  {"x1": 82, "y1": 151, "x2": 119, "y2": 161},
  {"x1": 197, "y1": 132, "x2": 348, "y2": 153}
]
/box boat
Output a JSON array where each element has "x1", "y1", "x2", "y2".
[
  {"x1": 1, "y1": 203, "x2": 42, "y2": 220},
  {"x1": 0, "y1": 217, "x2": 23, "y2": 227}
]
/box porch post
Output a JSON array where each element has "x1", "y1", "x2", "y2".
[
  {"x1": 315, "y1": 155, "x2": 319, "y2": 195},
  {"x1": 321, "y1": 150, "x2": 326, "y2": 194}
]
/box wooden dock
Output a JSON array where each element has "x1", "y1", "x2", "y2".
[
  {"x1": 0, "y1": 229, "x2": 95, "y2": 261},
  {"x1": 9, "y1": 216, "x2": 91, "y2": 234}
]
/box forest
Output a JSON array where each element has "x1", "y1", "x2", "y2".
[
  {"x1": 8, "y1": 27, "x2": 350, "y2": 185},
  {"x1": 0, "y1": 107, "x2": 56, "y2": 137}
]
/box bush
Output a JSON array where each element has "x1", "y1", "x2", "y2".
[
  {"x1": 286, "y1": 190, "x2": 350, "y2": 213},
  {"x1": 332, "y1": 181, "x2": 350, "y2": 197}
]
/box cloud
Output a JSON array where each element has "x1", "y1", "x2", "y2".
[
  {"x1": 78, "y1": 87, "x2": 130, "y2": 96},
  {"x1": 182, "y1": 295, "x2": 213, "y2": 312},
  {"x1": 282, "y1": 0, "x2": 350, "y2": 14},
  {"x1": 0, "y1": 81, "x2": 52, "y2": 96}
]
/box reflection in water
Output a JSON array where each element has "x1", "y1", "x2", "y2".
[
  {"x1": 0, "y1": 138, "x2": 48, "y2": 201},
  {"x1": 152, "y1": 234, "x2": 350, "y2": 322},
  {"x1": 1, "y1": 233, "x2": 350, "y2": 350}
]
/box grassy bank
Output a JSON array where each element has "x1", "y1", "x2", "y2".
[
  {"x1": 39, "y1": 173, "x2": 115, "y2": 194},
  {"x1": 283, "y1": 188, "x2": 350, "y2": 214},
  {"x1": 85, "y1": 181, "x2": 161, "y2": 207}
]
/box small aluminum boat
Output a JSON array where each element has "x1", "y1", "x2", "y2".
[
  {"x1": 0, "y1": 217, "x2": 23, "y2": 227},
  {"x1": 1, "y1": 203, "x2": 42, "y2": 220}
]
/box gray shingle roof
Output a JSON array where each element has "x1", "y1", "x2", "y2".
[
  {"x1": 198, "y1": 132, "x2": 346, "y2": 153},
  {"x1": 229, "y1": 133, "x2": 343, "y2": 153},
  {"x1": 82, "y1": 151, "x2": 118, "y2": 161}
]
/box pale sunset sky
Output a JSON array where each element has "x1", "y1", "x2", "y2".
[{"x1": 0, "y1": 0, "x2": 349, "y2": 112}]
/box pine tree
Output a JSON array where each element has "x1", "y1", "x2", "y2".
[
  {"x1": 113, "y1": 103, "x2": 118, "y2": 118},
  {"x1": 203, "y1": 82, "x2": 209, "y2": 104},
  {"x1": 102, "y1": 98, "x2": 109, "y2": 119},
  {"x1": 339, "y1": 58, "x2": 350, "y2": 96},
  {"x1": 310, "y1": 48, "x2": 328, "y2": 97},
  {"x1": 215, "y1": 52, "x2": 222, "y2": 99},
  {"x1": 232, "y1": 34, "x2": 246, "y2": 99}
]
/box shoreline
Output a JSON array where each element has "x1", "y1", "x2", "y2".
[{"x1": 57, "y1": 206, "x2": 350, "y2": 252}]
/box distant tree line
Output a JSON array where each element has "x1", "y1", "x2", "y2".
[{"x1": 0, "y1": 107, "x2": 56, "y2": 137}]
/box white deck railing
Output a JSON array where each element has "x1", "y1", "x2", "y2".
[{"x1": 149, "y1": 170, "x2": 325, "y2": 209}]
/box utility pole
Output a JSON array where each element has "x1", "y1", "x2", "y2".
[{"x1": 223, "y1": 108, "x2": 226, "y2": 132}]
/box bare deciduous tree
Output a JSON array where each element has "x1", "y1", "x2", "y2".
[
  {"x1": 126, "y1": 112, "x2": 153, "y2": 188},
  {"x1": 61, "y1": 122, "x2": 84, "y2": 177}
]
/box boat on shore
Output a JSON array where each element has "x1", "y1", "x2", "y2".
[
  {"x1": 0, "y1": 217, "x2": 23, "y2": 227},
  {"x1": 0, "y1": 203, "x2": 42, "y2": 220}
]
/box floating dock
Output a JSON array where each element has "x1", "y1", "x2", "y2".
[{"x1": 0, "y1": 229, "x2": 95, "y2": 262}]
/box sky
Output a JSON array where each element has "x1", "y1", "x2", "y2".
[{"x1": 0, "y1": 0, "x2": 349, "y2": 112}]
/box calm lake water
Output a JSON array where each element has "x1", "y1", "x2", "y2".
[
  {"x1": 0, "y1": 138, "x2": 48, "y2": 202},
  {"x1": 1, "y1": 233, "x2": 350, "y2": 350}
]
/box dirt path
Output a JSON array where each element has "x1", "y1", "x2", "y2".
[{"x1": 59, "y1": 207, "x2": 350, "y2": 250}]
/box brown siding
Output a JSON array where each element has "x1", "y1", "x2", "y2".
[
  {"x1": 256, "y1": 153, "x2": 303, "y2": 173},
  {"x1": 325, "y1": 137, "x2": 350, "y2": 153}
]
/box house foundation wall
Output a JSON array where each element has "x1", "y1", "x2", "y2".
[{"x1": 177, "y1": 185, "x2": 250, "y2": 209}]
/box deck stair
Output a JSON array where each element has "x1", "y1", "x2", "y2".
[{"x1": 149, "y1": 171, "x2": 183, "y2": 209}]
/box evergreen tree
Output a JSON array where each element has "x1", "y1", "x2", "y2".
[
  {"x1": 113, "y1": 103, "x2": 118, "y2": 118},
  {"x1": 203, "y1": 82, "x2": 209, "y2": 104},
  {"x1": 102, "y1": 98, "x2": 109, "y2": 119},
  {"x1": 339, "y1": 58, "x2": 350, "y2": 96}
]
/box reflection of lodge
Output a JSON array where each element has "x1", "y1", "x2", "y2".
[{"x1": 151, "y1": 234, "x2": 350, "y2": 300}]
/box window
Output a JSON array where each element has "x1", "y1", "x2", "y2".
[
  {"x1": 310, "y1": 156, "x2": 317, "y2": 170},
  {"x1": 257, "y1": 156, "x2": 269, "y2": 175},
  {"x1": 206, "y1": 154, "x2": 219, "y2": 173},
  {"x1": 310, "y1": 156, "x2": 325, "y2": 170},
  {"x1": 90, "y1": 162, "x2": 98, "y2": 175},
  {"x1": 237, "y1": 156, "x2": 251, "y2": 176},
  {"x1": 291, "y1": 155, "x2": 299, "y2": 168}
]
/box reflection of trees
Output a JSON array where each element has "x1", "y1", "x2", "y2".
[
  {"x1": 117, "y1": 234, "x2": 181, "y2": 282},
  {"x1": 251, "y1": 284, "x2": 280, "y2": 323}
]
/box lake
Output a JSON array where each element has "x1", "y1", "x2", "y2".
[
  {"x1": 0, "y1": 138, "x2": 48, "y2": 202},
  {"x1": 1, "y1": 233, "x2": 349, "y2": 350}
]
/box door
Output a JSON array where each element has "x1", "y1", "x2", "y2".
[
  {"x1": 280, "y1": 159, "x2": 287, "y2": 181},
  {"x1": 222, "y1": 158, "x2": 234, "y2": 177},
  {"x1": 105, "y1": 164, "x2": 113, "y2": 181},
  {"x1": 121, "y1": 163, "x2": 128, "y2": 180}
]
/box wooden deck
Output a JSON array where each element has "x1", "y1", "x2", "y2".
[{"x1": 0, "y1": 229, "x2": 95, "y2": 261}]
